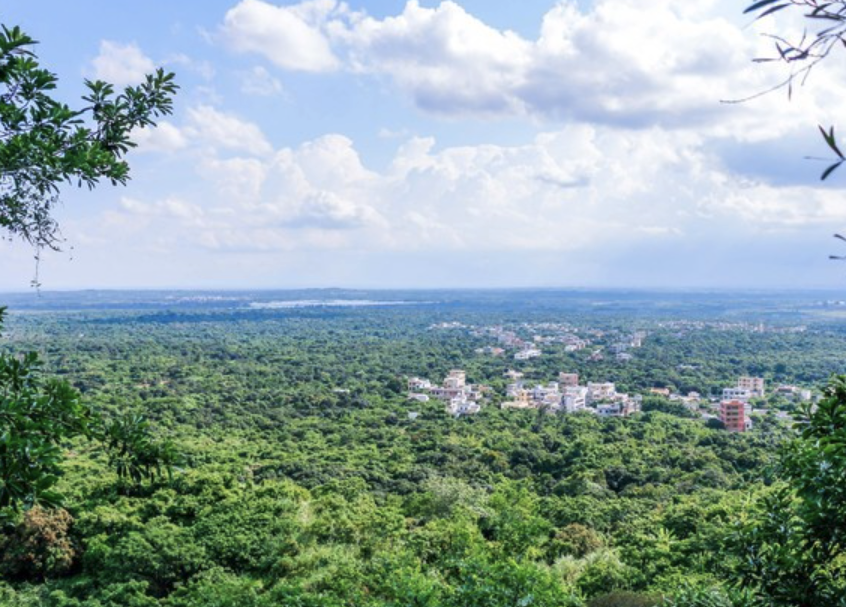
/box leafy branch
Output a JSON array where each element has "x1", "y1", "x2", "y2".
[
  {"x1": 0, "y1": 24, "x2": 178, "y2": 250},
  {"x1": 743, "y1": 0, "x2": 846, "y2": 179}
]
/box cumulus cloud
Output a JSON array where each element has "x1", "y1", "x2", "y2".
[
  {"x1": 336, "y1": 0, "x2": 531, "y2": 116},
  {"x1": 96, "y1": 123, "x2": 846, "y2": 262},
  {"x1": 184, "y1": 105, "x2": 273, "y2": 156},
  {"x1": 280, "y1": 190, "x2": 385, "y2": 229},
  {"x1": 61, "y1": 0, "x2": 846, "y2": 287},
  {"x1": 213, "y1": 0, "x2": 845, "y2": 137},
  {"x1": 132, "y1": 121, "x2": 189, "y2": 154},
  {"x1": 90, "y1": 40, "x2": 155, "y2": 86},
  {"x1": 220, "y1": 0, "x2": 342, "y2": 72}
]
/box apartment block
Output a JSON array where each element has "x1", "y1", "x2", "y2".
[{"x1": 720, "y1": 399, "x2": 749, "y2": 432}]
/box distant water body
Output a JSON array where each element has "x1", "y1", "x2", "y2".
[{"x1": 249, "y1": 299, "x2": 432, "y2": 309}]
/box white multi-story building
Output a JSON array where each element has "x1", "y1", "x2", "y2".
[
  {"x1": 514, "y1": 347, "x2": 542, "y2": 361},
  {"x1": 446, "y1": 393, "x2": 481, "y2": 416},
  {"x1": 562, "y1": 386, "x2": 589, "y2": 413},
  {"x1": 410, "y1": 370, "x2": 488, "y2": 416},
  {"x1": 587, "y1": 382, "x2": 617, "y2": 402},
  {"x1": 596, "y1": 403, "x2": 624, "y2": 417},
  {"x1": 595, "y1": 396, "x2": 641, "y2": 417},
  {"x1": 737, "y1": 376, "x2": 765, "y2": 397},
  {"x1": 408, "y1": 377, "x2": 433, "y2": 391},
  {"x1": 532, "y1": 382, "x2": 560, "y2": 401},
  {"x1": 723, "y1": 387, "x2": 753, "y2": 402},
  {"x1": 444, "y1": 370, "x2": 466, "y2": 389}
]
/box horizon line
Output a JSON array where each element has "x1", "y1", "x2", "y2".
[{"x1": 1, "y1": 285, "x2": 846, "y2": 295}]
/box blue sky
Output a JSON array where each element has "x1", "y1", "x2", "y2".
[{"x1": 2, "y1": 0, "x2": 846, "y2": 290}]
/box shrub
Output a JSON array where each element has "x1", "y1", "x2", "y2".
[{"x1": 0, "y1": 506, "x2": 76, "y2": 579}]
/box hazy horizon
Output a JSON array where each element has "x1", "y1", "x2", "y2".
[{"x1": 2, "y1": 285, "x2": 845, "y2": 296}]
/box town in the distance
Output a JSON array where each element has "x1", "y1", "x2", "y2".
[
  {"x1": 409, "y1": 318, "x2": 814, "y2": 430},
  {"x1": 410, "y1": 368, "x2": 806, "y2": 432}
]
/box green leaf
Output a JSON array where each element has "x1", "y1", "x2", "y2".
[
  {"x1": 819, "y1": 125, "x2": 845, "y2": 159},
  {"x1": 757, "y1": 3, "x2": 791, "y2": 19},
  {"x1": 821, "y1": 161, "x2": 843, "y2": 181},
  {"x1": 744, "y1": 0, "x2": 783, "y2": 14}
]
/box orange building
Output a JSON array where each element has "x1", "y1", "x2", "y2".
[{"x1": 720, "y1": 399, "x2": 748, "y2": 432}]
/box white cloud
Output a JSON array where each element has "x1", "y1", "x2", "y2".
[
  {"x1": 335, "y1": 0, "x2": 531, "y2": 116},
  {"x1": 132, "y1": 121, "x2": 188, "y2": 154},
  {"x1": 93, "y1": 123, "x2": 846, "y2": 261},
  {"x1": 213, "y1": 0, "x2": 846, "y2": 138},
  {"x1": 280, "y1": 190, "x2": 385, "y2": 229},
  {"x1": 34, "y1": 115, "x2": 846, "y2": 290},
  {"x1": 165, "y1": 53, "x2": 216, "y2": 81},
  {"x1": 240, "y1": 66, "x2": 285, "y2": 96},
  {"x1": 119, "y1": 196, "x2": 206, "y2": 224},
  {"x1": 90, "y1": 40, "x2": 155, "y2": 86},
  {"x1": 197, "y1": 156, "x2": 268, "y2": 200},
  {"x1": 220, "y1": 0, "x2": 341, "y2": 72},
  {"x1": 184, "y1": 105, "x2": 273, "y2": 156}
]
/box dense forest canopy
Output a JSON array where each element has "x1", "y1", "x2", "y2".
[{"x1": 0, "y1": 290, "x2": 844, "y2": 606}]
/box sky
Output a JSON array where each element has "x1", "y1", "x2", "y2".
[{"x1": 2, "y1": 0, "x2": 846, "y2": 291}]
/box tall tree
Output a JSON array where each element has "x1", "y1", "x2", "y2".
[{"x1": 0, "y1": 23, "x2": 178, "y2": 519}]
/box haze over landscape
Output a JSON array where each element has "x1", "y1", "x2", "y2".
[{"x1": 2, "y1": 0, "x2": 846, "y2": 290}]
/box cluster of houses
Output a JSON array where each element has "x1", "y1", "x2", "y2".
[
  {"x1": 408, "y1": 370, "x2": 642, "y2": 418},
  {"x1": 718, "y1": 376, "x2": 766, "y2": 432},
  {"x1": 717, "y1": 376, "x2": 814, "y2": 432},
  {"x1": 470, "y1": 324, "x2": 592, "y2": 361},
  {"x1": 772, "y1": 384, "x2": 813, "y2": 402},
  {"x1": 475, "y1": 345, "x2": 505, "y2": 356},
  {"x1": 722, "y1": 376, "x2": 766, "y2": 402},
  {"x1": 539, "y1": 333, "x2": 591, "y2": 353},
  {"x1": 514, "y1": 346, "x2": 543, "y2": 361},
  {"x1": 408, "y1": 371, "x2": 491, "y2": 417},
  {"x1": 648, "y1": 387, "x2": 703, "y2": 409},
  {"x1": 436, "y1": 321, "x2": 653, "y2": 366},
  {"x1": 502, "y1": 372, "x2": 642, "y2": 417},
  {"x1": 657, "y1": 320, "x2": 807, "y2": 336},
  {"x1": 408, "y1": 369, "x2": 812, "y2": 430},
  {"x1": 609, "y1": 331, "x2": 647, "y2": 362}
]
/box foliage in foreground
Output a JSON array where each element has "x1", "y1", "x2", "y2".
[
  {"x1": 0, "y1": 24, "x2": 177, "y2": 250},
  {"x1": 0, "y1": 307, "x2": 177, "y2": 522}
]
